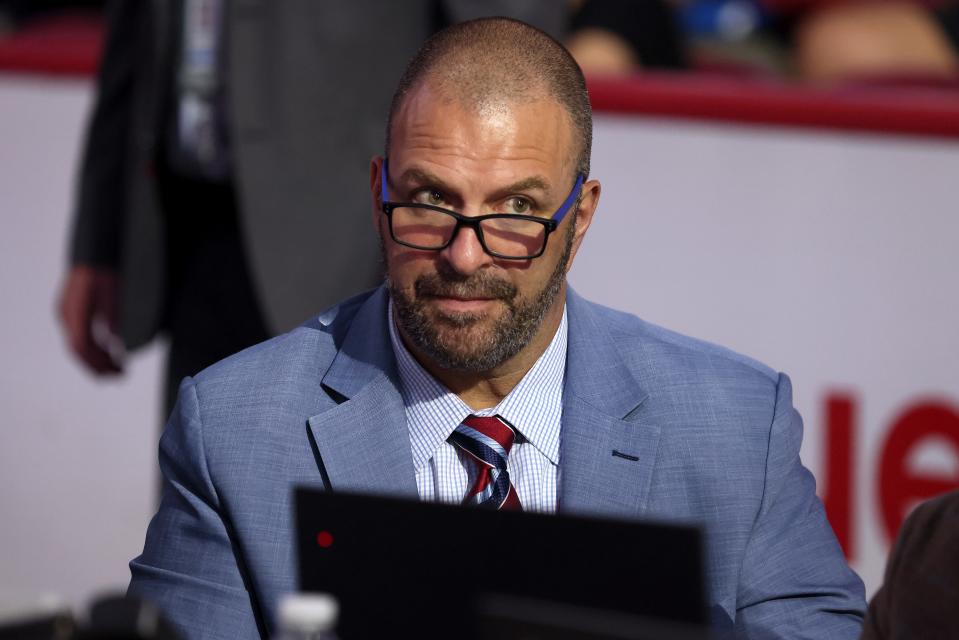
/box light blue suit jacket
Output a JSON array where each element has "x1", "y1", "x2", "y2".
[{"x1": 130, "y1": 286, "x2": 866, "y2": 639}]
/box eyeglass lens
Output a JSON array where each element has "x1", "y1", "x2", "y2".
[{"x1": 391, "y1": 206, "x2": 547, "y2": 258}]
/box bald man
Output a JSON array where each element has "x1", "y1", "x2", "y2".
[{"x1": 129, "y1": 18, "x2": 866, "y2": 639}]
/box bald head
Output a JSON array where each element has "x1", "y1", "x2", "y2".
[{"x1": 386, "y1": 17, "x2": 592, "y2": 179}]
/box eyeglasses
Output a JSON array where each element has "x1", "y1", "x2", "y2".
[{"x1": 380, "y1": 159, "x2": 584, "y2": 260}]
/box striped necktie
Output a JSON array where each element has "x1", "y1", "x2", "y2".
[{"x1": 448, "y1": 415, "x2": 522, "y2": 510}]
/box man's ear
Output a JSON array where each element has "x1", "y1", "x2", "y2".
[
  {"x1": 565, "y1": 178, "x2": 601, "y2": 271},
  {"x1": 370, "y1": 156, "x2": 385, "y2": 234}
]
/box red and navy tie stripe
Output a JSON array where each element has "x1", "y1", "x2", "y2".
[{"x1": 448, "y1": 414, "x2": 522, "y2": 510}]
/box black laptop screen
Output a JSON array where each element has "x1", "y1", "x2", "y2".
[{"x1": 295, "y1": 488, "x2": 708, "y2": 639}]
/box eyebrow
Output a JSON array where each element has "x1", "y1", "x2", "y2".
[
  {"x1": 397, "y1": 168, "x2": 453, "y2": 192},
  {"x1": 500, "y1": 176, "x2": 552, "y2": 196},
  {"x1": 397, "y1": 168, "x2": 553, "y2": 198}
]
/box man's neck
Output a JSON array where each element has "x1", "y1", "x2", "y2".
[{"x1": 397, "y1": 293, "x2": 566, "y2": 411}]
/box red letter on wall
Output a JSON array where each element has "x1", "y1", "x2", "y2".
[
  {"x1": 878, "y1": 401, "x2": 959, "y2": 542},
  {"x1": 823, "y1": 393, "x2": 855, "y2": 560}
]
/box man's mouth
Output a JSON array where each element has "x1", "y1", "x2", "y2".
[
  {"x1": 427, "y1": 295, "x2": 498, "y2": 314},
  {"x1": 429, "y1": 294, "x2": 496, "y2": 302}
]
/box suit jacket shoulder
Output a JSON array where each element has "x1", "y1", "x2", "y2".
[
  {"x1": 582, "y1": 295, "x2": 778, "y2": 393},
  {"x1": 566, "y1": 292, "x2": 782, "y2": 455},
  {"x1": 186, "y1": 287, "x2": 380, "y2": 453},
  {"x1": 129, "y1": 288, "x2": 387, "y2": 638},
  {"x1": 564, "y1": 291, "x2": 865, "y2": 637}
]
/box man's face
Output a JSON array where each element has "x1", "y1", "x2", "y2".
[{"x1": 372, "y1": 83, "x2": 599, "y2": 373}]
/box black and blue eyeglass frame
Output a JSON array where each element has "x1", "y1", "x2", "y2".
[{"x1": 379, "y1": 159, "x2": 584, "y2": 260}]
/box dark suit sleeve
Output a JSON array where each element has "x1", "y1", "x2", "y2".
[
  {"x1": 860, "y1": 491, "x2": 959, "y2": 640},
  {"x1": 858, "y1": 525, "x2": 905, "y2": 640},
  {"x1": 857, "y1": 501, "x2": 927, "y2": 640},
  {"x1": 69, "y1": 0, "x2": 141, "y2": 267},
  {"x1": 735, "y1": 373, "x2": 867, "y2": 638},
  {"x1": 129, "y1": 379, "x2": 264, "y2": 640}
]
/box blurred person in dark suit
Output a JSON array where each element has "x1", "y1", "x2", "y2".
[
  {"x1": 57, "y1": 1, "x2": 569, "y2": 415},
  {"x1": 860, "y1": 489, "x2": 959, "y2": 639},
  {"x1": 57, "y1": 1, "x2": 686, "y2": 418}
]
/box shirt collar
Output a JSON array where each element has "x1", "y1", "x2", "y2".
[{"x1": 388, "y1": 298, "x2": 566, "y2": 469}]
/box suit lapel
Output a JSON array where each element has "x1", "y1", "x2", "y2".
[
  {"x1": 559, "y1": 291, "x2": 661, "y2": 518},
  {"x1": 307, "y1": 288, "x2": 418, "y2": 498},
  {"x1": 306, "y1": 287, "x2": 662, "y2": 511}
]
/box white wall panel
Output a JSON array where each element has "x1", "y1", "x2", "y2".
[
  {"x1": 0, "y1": 76, "x2": 163, "y2": 613},
  {"x1": 2, "y1": 78, "x2": 957, "y2": 612}
]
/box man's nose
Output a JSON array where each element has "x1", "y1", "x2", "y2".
[{"x1": 440, "y1": 224, "x2": 492, "y2": 276}]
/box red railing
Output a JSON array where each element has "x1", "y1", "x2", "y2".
[
  {"x1": 588, "y1": 72, "x2": 959, "y2": 139},
  {"x1": 0, "y1": 13, "x2": 103, "y2": 76},
  {"x1": 3, "y1": 14, "x2": 959, "y2": 139}
]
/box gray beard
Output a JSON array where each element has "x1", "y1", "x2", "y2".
[{"x1": 386, "y1": 214, "x2": 575, "y2": 372}]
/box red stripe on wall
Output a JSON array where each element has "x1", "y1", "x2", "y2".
[
  {"x1": 3, "y1": 15, "x2": 959, "y2": 139},
  {"x1": 588, "y1": 73, "x2": 959, "y2": 139},
  {"x1": 0, "y1": 14, "x2": 103, "y2": 77}
]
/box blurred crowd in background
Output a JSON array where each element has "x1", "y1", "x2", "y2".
[{"x1": 3, "y1": 0, "x2": 959, "y2": 85}]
